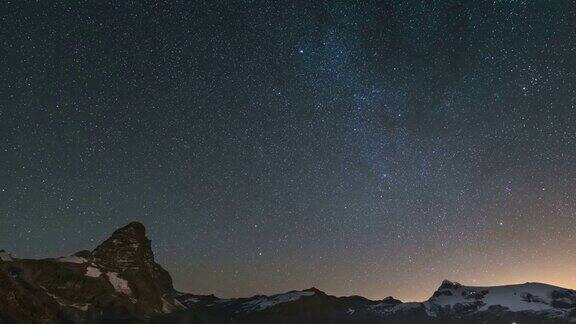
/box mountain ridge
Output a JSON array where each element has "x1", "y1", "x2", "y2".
[{"x1": 1, "y1": 222, "x2": 575, "y2": 324}]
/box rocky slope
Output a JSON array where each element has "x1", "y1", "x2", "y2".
[{"x1": 2, "y1": 222, "x2": 576, "y2": 323}]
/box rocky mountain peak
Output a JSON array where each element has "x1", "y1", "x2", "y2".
[
  {"x1": 92, "y1": 221, "x2": 153, "y2": 272},
  {"x1": 117, "y1": 221, "x2": 146, "y2": 236},
  {"x1": 0, "y1": 221, "x2": 182, "y2": 322},
  {"x1": 107, "y1": 221, "x2": 147, "y2": 242},
  {"x1": 380, "y1": 296, "x2": 402, "y2": 305},
  {"x1": 438, "y1": 279, "x2": 462, "y2": 290},
  {"x1": 303, "y1": 287, "x2": 325, "y2": 295},
  {"x1": 89, "y1": 221, "x2": 176, "y2": 299}
]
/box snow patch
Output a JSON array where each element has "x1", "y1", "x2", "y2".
[
  {"x1": 106, "y1": 272, "x2": 132, "y2": 296},
  {"x1": 58, "y1": 255, "x2": 87, "y2": 264},
  {"x1": 173, "y1": 298, "x2": 186, "y2": 309},
  {"x1": 240, "y1": 290, "x2": 316, "y2": 311},
  {"x1": 162, "y1": 297, "x2": 176, "y2": 313},
  {"x1": 47, "y1": 292, "x2": 89, "y2": 311},
  {"x1": 428, "y1": 282, "x2": 571, "y2": 313},
  {"x1": 85, "y1": 266, "x2": 101, "y2": 278},
  {"x1": 0, "y1": 251, "x2": 13, "y2": 261},
  {"x1": 71, "y1": 303, "x2": 90, "y2": 311},
  {"x1": 183, "y1": 297, "x2": 199, "y2": 303}
]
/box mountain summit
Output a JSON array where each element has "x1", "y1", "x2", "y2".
[
  {"x1": 2, "y1": 222, "x2": 576, "y2": 324},
  {"x1": 92, "y1": 221, "x2": 174, "y2": 295},
  {"x1": 93, "y1": 221, "x2": 150, "y2": 270}
]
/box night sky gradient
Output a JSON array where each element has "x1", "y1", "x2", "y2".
[{"x1": 2, "y1": 1, "x2": 576, "y2": 301}]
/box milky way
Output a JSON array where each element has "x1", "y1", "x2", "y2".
[{"x1": 2, "y1": 1, "x2": 576, "y2": 301}]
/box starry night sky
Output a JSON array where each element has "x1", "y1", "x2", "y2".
[{"x1": 2, "y1": 1, "x2": 576, "y2": 301}]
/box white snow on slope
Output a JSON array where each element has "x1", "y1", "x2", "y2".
[
  {"x1": 240, "y1": 290, "x2": 316, "y2": 311},
  {"x1": 57, "y1": 255, "x2": 87, "y2": 264},
  {"x1": 162, "y1": 297, "x2": 174, "y2": 313},
  {"x1": 428, "y1": 282, "x2": 570, "y2": 313},
  {"x1": 371, "y1": 302, "x2": 421, "y2": 314},
  {"x1": 184, "y1": 297, "x2": 199, "y2": 303},
  {"x1": 0, "y1": 251, "x2": 13, "y2": 261},
  {"x1": 47, "y1": 292, "x2": 90, "y2": 311},
  {"x1": 85, "y1": 266, "x2": 101, "y2": 277},
  {"x1": 106, "y1": 272, "x2": 132, "y2": 296}
]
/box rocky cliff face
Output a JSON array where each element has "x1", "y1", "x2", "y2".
[
  {"x1": 93, "y1": 222, "x2": 167, "y2": 279},
  {"x1": 91, "y1": 222, "x2": 178, "y2": 313}
]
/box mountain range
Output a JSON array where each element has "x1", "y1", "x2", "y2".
[{"x1": 1, "y1": 222, "x2": 575, "y2": 323}]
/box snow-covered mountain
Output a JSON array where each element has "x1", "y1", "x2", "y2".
[
  {"x1": 426, "y1": 279, "x2": 576, "y2": 318},
  {"x1": 166, "y1": 280, "x2": 576, "y2": 324},
  {"x1": 2, "y1": 222, "x2": 575, "y2": 324}
]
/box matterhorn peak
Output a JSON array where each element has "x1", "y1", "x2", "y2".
[
  {"x1": 92, "y1": 221, "x2": 153, "y2": 272},
  {"x1": 111, "y1": 221, "x2": 147, "y2": 238}
]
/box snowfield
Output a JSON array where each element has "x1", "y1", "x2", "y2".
[
  {"x1": 57, "y1": 255, "x2": 87, "y2": 264},
  {"x1": 106, "y1": 272, "x2": 132, "y2": 296},
  {"x1": 238, "y1": 290, "x2": 316, "y2": 311},
  {"x1": 85, "y1": 266, "x2": 102, "y2": 278}
]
